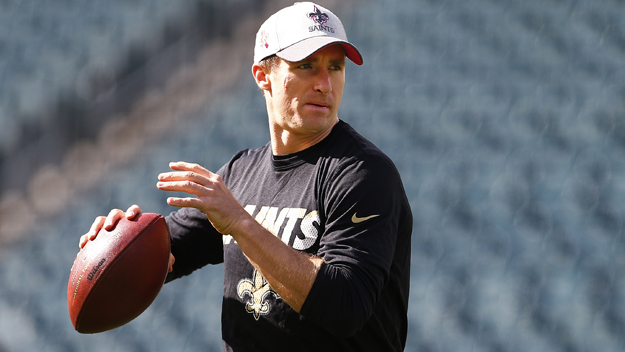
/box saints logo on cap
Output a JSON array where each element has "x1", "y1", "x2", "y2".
[{"x1": 308, "y1": 6, "x2": 329, "y2": 25}]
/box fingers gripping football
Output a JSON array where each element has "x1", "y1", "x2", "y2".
[
  {"x1": 79, "y1": 205, "x2": 143, "y2": 249},
  {"x1": 79, "y1": 216, "x2": 106, "y2": 248}
]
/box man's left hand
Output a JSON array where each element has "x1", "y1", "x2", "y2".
[{"x1": 156, "y1": 161, "x2": 251, "y2": 235}]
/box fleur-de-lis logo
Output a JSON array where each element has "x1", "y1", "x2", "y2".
[
  {"x1": 308, "y1": 5, "x2": 329, "y2": 25},
  {"x1": 237, "y1": 269, "x2": 278, "y2": 320}
]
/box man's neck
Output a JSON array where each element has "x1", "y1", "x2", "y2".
[{"x1": 270, "y1": 120, "x2": 338, "y2": 156}]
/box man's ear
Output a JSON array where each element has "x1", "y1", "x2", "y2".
[{"x1": 252, "y1": 64, "x2": 272, "y2": 92}]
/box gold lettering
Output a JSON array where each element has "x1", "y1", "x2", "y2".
[
  {"x1": 107, "y1": 232, "x2": 122, "y2": 244},
  {"x1": 73, "y1": 257, "x2": 94, "y2": 300}
]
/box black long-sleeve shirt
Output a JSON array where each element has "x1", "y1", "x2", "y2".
[{"x1": 165, "y1": 120, "x2": 412, "y2": 351}]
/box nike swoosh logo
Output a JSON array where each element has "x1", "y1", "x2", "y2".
[{"x1": 351, "y1": 213, "x2": 380, "y2": 223}]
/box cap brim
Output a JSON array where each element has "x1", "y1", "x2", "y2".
[{"x1": 277, "y1": 36, "x2": 363, "y2": 65}]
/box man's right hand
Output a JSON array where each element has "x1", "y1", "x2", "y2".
[
  {"x1": 79, "y1": 204, "x2": 143, "y2": 249},
  {"x1": 78, "y1": 204, "x2": 174, "y2": 272}
]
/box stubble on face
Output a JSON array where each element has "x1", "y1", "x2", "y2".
[{"x1": 265, "y1": 45, "x2": 346, "y2": 151}]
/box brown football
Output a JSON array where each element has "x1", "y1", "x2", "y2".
[{"x1": 67, "y1": 212, "x2": 170, "y2": 334}]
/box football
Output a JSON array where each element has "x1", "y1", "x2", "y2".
[{"x1": 68, "y1": 212, "x2": 170, "y2": 334}]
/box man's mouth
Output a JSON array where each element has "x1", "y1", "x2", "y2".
[{"x1": 307, "y1": 102, "x2": 330, "y2": 108}]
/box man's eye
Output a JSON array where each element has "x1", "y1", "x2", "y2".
[{"x1": 298, "y1": 64, "x2": 312, "y2": 69}]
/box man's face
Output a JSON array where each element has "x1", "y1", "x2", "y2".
[{"x1": 265, "y1": 44, "x2": 346, "y2": 139}]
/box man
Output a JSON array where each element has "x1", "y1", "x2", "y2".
[{"x1": 80, "y1": 2, "x2": 412, "y2": 351}]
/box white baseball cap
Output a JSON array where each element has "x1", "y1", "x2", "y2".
[{"x1": 254, "y1": 2, "x2": 363, "y2": 65}]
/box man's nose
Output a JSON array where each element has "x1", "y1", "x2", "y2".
[{"x1": 314, "y1": 69, "x2": 332, "y2": 94}]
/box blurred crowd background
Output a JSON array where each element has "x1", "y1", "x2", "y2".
[{"x1": 0, "y1": 0, "x2": 624, "y2": 351}]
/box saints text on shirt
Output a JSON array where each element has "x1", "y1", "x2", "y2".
[{"x1": 223, "y1": 205, "x2": 320, "y2": 250}]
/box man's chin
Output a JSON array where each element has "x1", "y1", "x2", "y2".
[{"x1": 289, "y1": 116, "x2": 338, "y2": 135}]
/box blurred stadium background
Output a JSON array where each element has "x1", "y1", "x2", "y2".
[{"x1": 0, "y1": 0, "x2": 624, "y2": 350}]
